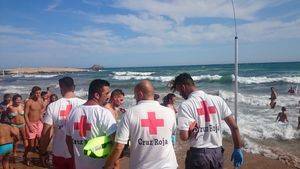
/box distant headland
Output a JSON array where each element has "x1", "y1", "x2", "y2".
[{"x1": 1, "y1": 64, "x2": 103, "y2": 75}]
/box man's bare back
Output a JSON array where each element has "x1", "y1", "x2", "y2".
[{"x1": 0, "y1": 124, "x2": 18, "y2": 145}]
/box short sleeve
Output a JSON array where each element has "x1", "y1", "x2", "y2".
[
  {"x1": 101, "y1": 109, "x2": 117, "y2": 136},
  {"x1": 216, "y1": 96, "x2": 232, "y2": 119},
  {"x1": 115, "y1": 111, "x2": 130, "y2": 144},
  {"x1": 43, "y1": 105, "x2": 53, "y2": 125},
  {"x1": 177, "y1": 103, "x2": 195, "y2": 131}
]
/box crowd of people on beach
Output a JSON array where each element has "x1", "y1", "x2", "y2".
[{"x1": 0, "y1": 73, "x2": 250, "y2": 169}]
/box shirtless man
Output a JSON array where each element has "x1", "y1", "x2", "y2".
[
  {"x1": 24, "y1": 86, "x2": 44, "y2": 165},
  {"x1": 7, "y1": 94, "x2": 27, "y2": 158},
  {"x1": 104, "y1": 89, "x2": 125, "y2": 120},
  {"x1": 0, "y1": 123, "x2": 19, "y2": 169},
  {"x1": 276, "y1": 107, "x2": 289, "y2": 123},
  {"x1": 104, "y1": 89, "x2": 125, "y2": 169},
  {"x1": 270, "y1": 87, "x2": 278, "y2": 109}
]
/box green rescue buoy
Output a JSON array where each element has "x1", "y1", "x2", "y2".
[{"x1": 83, "y1": 136, "x2": 112, "y2": 158}]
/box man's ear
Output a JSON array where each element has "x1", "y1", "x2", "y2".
[
  {"x1": 179, "y1": 84, "x2": 186, "y2": 92},
  {"x1": 94, "y1": 92, "x2": 100, "y2": 100},
  {"x1": 138, "y1": 91, "x2": 144, "y2": 99}
]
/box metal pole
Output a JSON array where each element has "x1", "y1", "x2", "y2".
[
  {"x1": 231, "y1": 0, "x2": 238, "y2": 123},
  {"x1": 234, "y1": 36, "x2": 238, "y2": 123}
]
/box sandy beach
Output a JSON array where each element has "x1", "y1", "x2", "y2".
[{"x1": 3, "y1": 137, "x2": 298, "y2": 169}]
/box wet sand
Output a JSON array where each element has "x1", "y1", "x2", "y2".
[{"x1": 2, "y1": 138, "x2": 298, "y2": 169}]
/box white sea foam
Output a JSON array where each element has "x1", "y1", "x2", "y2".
[
  {"x1": 0, "y1": 85, "x2": 29, "y2": 94},
  {"x1": 235, "y1": 75, "x2": 300, "y2": 84},
  {"x1": 75, "y1": 89, "x2": 88, "y2": 98},
  {"x1": 113, "y1": 71, "x2": 155, "y2": 76},
  {"x1": 12, "y1": 74, "x2": 59, "y2": 79},
  {"x1": 112, "y1": 75, "x2": 174, "y2": 82},
  {"x1": 219, "y1": 90, "x2": 299, "y2": 107},
  {"x1": 112, "y1": 75, "x2": 222, "y2": 82}
]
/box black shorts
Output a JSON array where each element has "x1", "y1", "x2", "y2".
[{"x1": 185, "y1": 147, "x2": 224, "y2": 169}]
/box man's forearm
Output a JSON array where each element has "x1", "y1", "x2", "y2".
[
  {"x1": 230, "y1": 126, "x2": 243, "y2": 148},
  {"x1": 104, "y1": 143, "x2": 124, "y2": 169},
  {"x1": 39, "y1": 125, "x2": 52, "y2": 154},
  {"x1": 66, "y1": 135, "x2": 74, "y2": 157}
]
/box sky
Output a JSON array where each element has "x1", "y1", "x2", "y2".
[{"x1": 0, "y1": 0, "x2": 300, "y2": 68}]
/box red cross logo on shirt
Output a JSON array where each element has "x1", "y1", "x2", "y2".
[
  {"x1": 141, "y1": 112, "x2": 164, "y2": 135},
  {"x1": 74, "y1": 115, "x2": 91, "y2": 137},
  {"x1": 59, "y1": 104, "x2": 72, "y2": 119},
  {"x1": 197, "y1": 100, "x2": 217, "y2": 122}
]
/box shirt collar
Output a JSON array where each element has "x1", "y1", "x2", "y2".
[
  {"x1": 188, "y1": 90, "x2": 205, "y2": 99},
  {"x1": 137, "y1": 100, "x2": 159, "y2": 105}
]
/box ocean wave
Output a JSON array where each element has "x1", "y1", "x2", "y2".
[
  {"x1": 12, "y1": 74, "x2": 59, "y2": 79},
  {"x1": 113, "y1": 71, "x2": 155, "y2": 76},
  {"x1": 75, "y1": 89, "x2": 88, "y2": 98},
  {"x1": 219, "y1": 90, "x2": 299, "y2": 107},
  {"x1": 0, "y1": 85, "x2": 29, "y2": 94},
  {"x1": 112, "y1": 75, "x2": 222, "y2": 82},
  {"x1": 235, "y1": 75, "x2": 300, "y2": 84}
]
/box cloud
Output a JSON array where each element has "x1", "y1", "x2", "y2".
[
  {"x1": 0, "y1": 25, "x2": 35, "y2": 35},
  {"x1": 46, "y1": 0, "x2": 61, "y2": 11},
  {"x1": 114, "y1": 0, "x2": 285, "y2": 23},
  {"x1": 91, "y1": 13, "x2": 174, "y2": 35}
]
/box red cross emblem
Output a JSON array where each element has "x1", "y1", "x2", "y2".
[
  {"x1": 141, "y1": 112, "x2": 164, "y2": 135},
  {"x1": 74, "y1": 115, "x2": 91, "y2": 137},
  {"x1": 59, "y1": 104, "x2": 72, "y2": 119},
  {"x1": 197, "y1": 100, "x2": 217, "y2": 122}
]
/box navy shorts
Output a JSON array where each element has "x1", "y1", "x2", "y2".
[{"x1": 185, "y1": 147, "x2": 224, "y2": 169}]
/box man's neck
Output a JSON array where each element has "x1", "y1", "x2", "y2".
[
  {"x1": 84, "y1": 98, "x2": 100, "y2": 106},
  {"x1": 187, "y1": 86, "x2": 198, "y2": 97},
  {"x1": 63, "y1": 92, "x2": 75, "y2": 99}
]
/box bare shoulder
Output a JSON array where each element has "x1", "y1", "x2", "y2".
[{"x1": 25, "y1": 99, "x2": 33, "y2": 105}]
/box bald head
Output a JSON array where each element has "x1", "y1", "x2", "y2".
[{"x1": 134, "y1": 80, "x2": 155, "y2": 101}]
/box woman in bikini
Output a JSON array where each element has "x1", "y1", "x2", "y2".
[{"x1": 7, "y1": 94, "x2": 27, "y2": 160}]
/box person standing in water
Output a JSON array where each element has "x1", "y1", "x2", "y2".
[
  {"x1": 270, "y1": 87, "x2": 278, "y2": 109},
  {"x1": 276, "y1": 107, "x2": 288, "y2": 123}
]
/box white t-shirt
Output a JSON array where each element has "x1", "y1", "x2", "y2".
[
  {"x1": 178, "y1": 90, "x2": 232, "y2": 148},
  {"x1": 116, "y1": 100, "x2": 178, "y2": 169},
  {"x1": 66, "y1": 105, "x2": 117, "y2": 169},
  {"x1": 43, "y1": 97, "x2": 86, "y2": 158}
]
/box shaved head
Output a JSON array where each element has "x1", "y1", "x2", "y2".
[{"x1": 134, "y1": 80, "x2": 155, "y2": 102}]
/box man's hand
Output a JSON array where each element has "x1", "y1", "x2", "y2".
[
  {"x1": 231, "y1": 148, "x2": 243, "y2": 167},
  {"x1": 27, "y1": 123, "x2": 34, "y2": 133}
]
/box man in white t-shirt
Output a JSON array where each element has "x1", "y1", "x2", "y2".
[
  {"x1": 169, "y1": 73, "x2": 243, "y2": 169},
  {"x1": 66, "y1": 79, "x2": 117, "y2": 169},
  {"x1": 39, "y1": 77, "x2": 85, "y2": 169},
  {"x1": 104, "y1": 80, "x2": 178, "y2": 169}
]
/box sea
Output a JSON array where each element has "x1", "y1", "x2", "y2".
[{"x1": 1, "y1": 62, "x2": 300, "y2": 160}]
